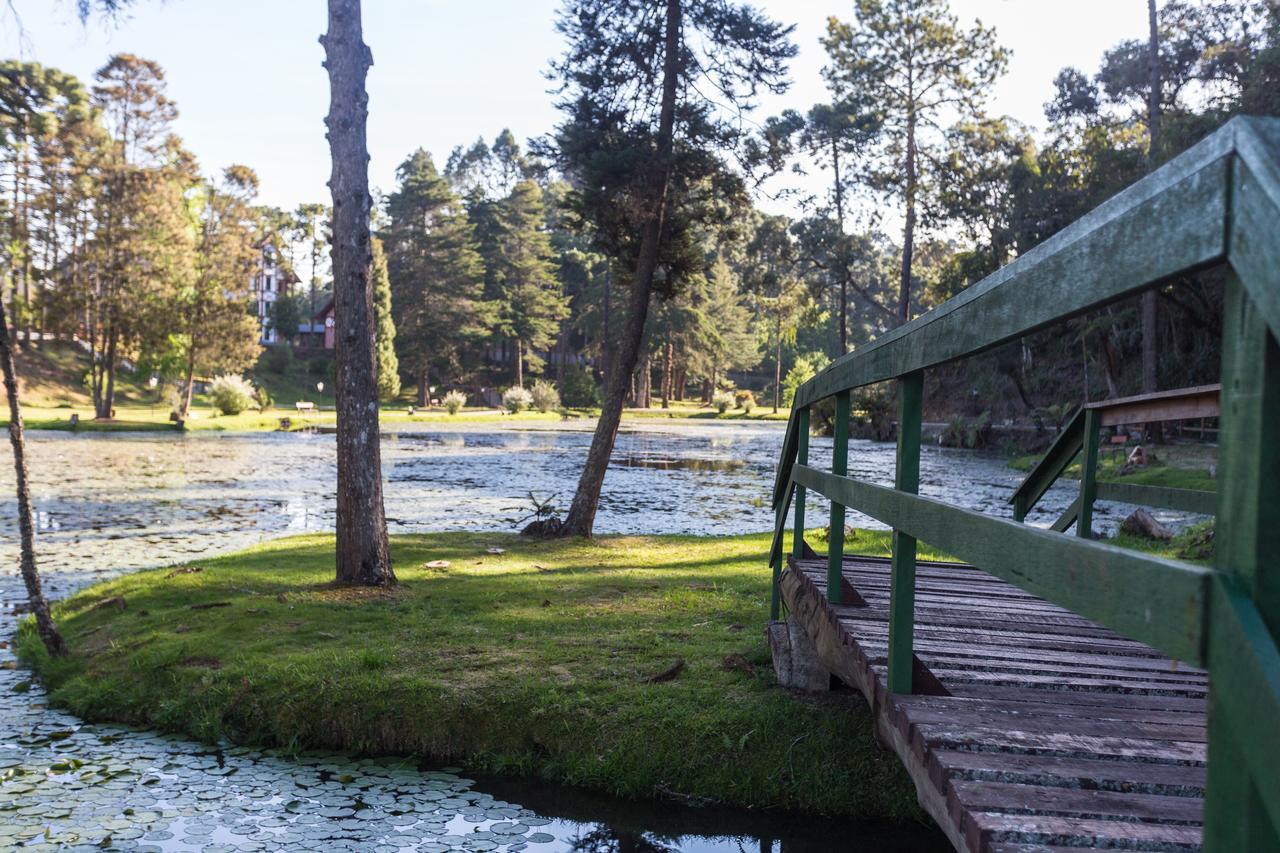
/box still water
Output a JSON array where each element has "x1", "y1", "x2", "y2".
[{"x1": 0, "y1": 421, "x2": 1178, "y2": 851}]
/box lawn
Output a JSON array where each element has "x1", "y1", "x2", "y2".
[{"x1": 19, "y1": 531, "x2": 923, "y2": 820}]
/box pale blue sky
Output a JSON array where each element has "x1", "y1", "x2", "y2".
[{"x1": 3, "y1": 1, "x2": 1150, "y2": 216}]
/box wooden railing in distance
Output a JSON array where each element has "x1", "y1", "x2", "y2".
[
  {"x1": 1010, "y1": 384, "x2": 1220, "y2": 535},
  {"x1": 767, "y1": 117, "x2": 1280, "y2": 850}
]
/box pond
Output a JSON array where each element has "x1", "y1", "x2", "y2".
[{"x1": 0, "y1": 421, "x2": 1192, "y2": 851}]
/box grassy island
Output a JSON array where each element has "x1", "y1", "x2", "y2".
[{"x1": 19, "y1": 531, "x2": 925, "y2": 820}]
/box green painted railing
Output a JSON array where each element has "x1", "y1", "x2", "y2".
[{"x1": 768, "y1": 116, "x2": 1280, "y2": 849}]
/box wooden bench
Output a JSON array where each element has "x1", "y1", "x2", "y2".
[{"x1": 295, "y1": 401, "x2": 316, "y2": 413}]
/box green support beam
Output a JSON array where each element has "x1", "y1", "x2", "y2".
[
  {"x1": 1077, "y1": 408, "x2": 1102, "y2": 539},
  {"x1": 888, "y1": 372, "x2": 923, "y2": 694},
  {"x1": 1203, "y1": 272, "x2": 1280, "y2": 850},
  {"x1": 793, "y1": 407, "x2": 810, "y2": 561},
  {"x1": 827, "y1": 390, "x2": 850, "y2": 605}
]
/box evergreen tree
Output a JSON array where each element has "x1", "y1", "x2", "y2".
[
  {"x1": 823, "y1": 0, "x2": 1008, "y2": 323},
  {"x1": 371, "y1": 236, "x2": 399, "y2": 400},
  {"x1": 548, "y1": 0, "x2": 795, "y2": 537},
  {"x1": 384, "y1": 148, "x2": 492, "y2": 405},
  {"x1": 491, "y1": 179, "x2": 566, "y2": 386}
]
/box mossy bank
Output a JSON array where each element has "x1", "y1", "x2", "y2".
[{"x1": 18, "y1": 532, "x2": 923, "y2": 821}]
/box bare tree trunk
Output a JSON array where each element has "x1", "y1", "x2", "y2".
[
  {"x1": 514, "y1": 338, "x2": 523, "y2": 387},
  {"x1": 898, "y1": 111, "x2": 918, "y2": 326},
  {"x1": 832, "y1": 137, "x2": 849, "y2": 355},
  {"x1": 601, "y1": 266, "x2": 612, "y2": 388},
  {"x1": 99, "y1": 330, "x2": 117, "y2": 419},
  {"x1": 661, "y1": 341, "x2": 672, "y2": 409},
  {"x1": 0, "y1": 295, "x2": 65, "y2": 656},
  {"x1": 323, "y1": 0, "x2": 394, "y2": 586},
  {"x1": 638, "y1": 353, "x2": 651, "y2": 408},
  {"x1": 773, "y1": 322, "x2": 782, "y2": 414},
  {"x1": 1142, "y1": 0, "x2": 1162, "y2": 441},
  {"x1": 557, "y1": 0, "x2": 681, "y2": 538},
  {"x1": 416, "y1": 367, "x2": 428, "y2": 407}
]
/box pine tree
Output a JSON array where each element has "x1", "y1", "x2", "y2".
[
  {"x1": 549, "y1": 0, "x2": 794, "y2": 537},
  {"x1": 371, "y1": 236, "x2": 399, "y2": 400},
  {"x1": 823, "y1": 0, "x2": 1007, "y2": 323},
  {"x1": 384, "y1": 149, "x2": 492, "y2": 405},
  {"x1": 491, "y1": 180, "x2": 566, "y2": 387}
]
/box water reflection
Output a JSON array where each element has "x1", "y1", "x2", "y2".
[{"x1": 0, "y1": 421, "x2": 1182, "y2": 851}]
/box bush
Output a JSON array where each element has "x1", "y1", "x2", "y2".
[
  {"x1": 939, "y1": 411, "x2": 992, "y2": 449},
  {"x1": 712, "y1": 391, "x2": 734, "y2": 414},
  {"x1": 503, "y1": 386, "x2": 534, "y2": 413},
  {"x1": 208, "y1": 375, "x2": 256, "y2": 416},
  {"x1": 254, "y1": 386, "x2": 273, "y2": 414},
  {"x1": 442, "y1": 390, "x2": 467, "y2": 415},
  {"x1": 734, "y1": 389, "x2": 755, "y2": 409},
  {"x1": 530, "y1": 380, "x2": 561, "y2": 413},
  {"x1": 783, "y1": 352, "x2": 831, "y2": 408},
  {"x1": 559, "y1": 365, "x2": 601, "y2": 408},
  {"x1": 741, "y1": 397, "x2": 755, "y2": 414}
]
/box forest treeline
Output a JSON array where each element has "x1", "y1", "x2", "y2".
[{"x1": 2, "y1": 1, "x2": 1278, "y2": 425}]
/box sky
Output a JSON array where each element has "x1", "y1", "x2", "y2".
[{"x1": 2, "y1": 0, "x2": 1154, "y2": 216}]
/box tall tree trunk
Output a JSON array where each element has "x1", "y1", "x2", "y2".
[
  {"x1": 558, "y1": 0, "x2": 681, "y2": 537},
  {"x1": 181, "y1": 353, "x2": 196, "y2": 419},
  {"x1": 323, "y1": 0, "x2": 394, "y2": 586},
  {"x1": 601, "y1": 267, "x2": 612, "y2": 388},
  {"x1": 416, "y1": 367, "x2": 428, "y2": 407},
  {"x1": 638, "y1": 353, "x2": 651, "y2": 408},
  {"x1": 898, "y1": 110, "x2": 918, "y2": 326},
  {"x1": 99, "y1": 331, "x2": 117, "y2": 420},
  {"x1": 0, "y1": 294, "x2": 65, "y2": 656},
  {"x1": 661, "y1": 341, "x2": 672, "y2": 409},
  {"x1": 831, "y1": 136, "x2": 849, "y2": 355},
  {"x1": 773, "y1": 321, "x2": 782, "y2": 414},
  {"x1": 1142, "y1": 0, "x2": 1162, "y2": 441},
  {"x1": 514, "y1": 338, "x2": 523, "y2": 387}
]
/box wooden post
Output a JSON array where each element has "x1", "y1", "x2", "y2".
[
  {"x1": 1077, "y1": 408, "x2": 1101, "y2": 539},
  {"x1": 793, "y1": 406, "x2": 810, "y2": 559},
  {"x1": 888, "y1": 372, "x2": 923, "y2": 694},
  {"x1": 827, "y1": 390, "x2": 850, "y2": 604},
  {"x1": 1203, "y1": 272, "x2": 1280, "y2": 851}
]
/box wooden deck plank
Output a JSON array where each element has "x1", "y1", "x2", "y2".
[{"x1": 780, "y1": 554, "x2": 1208, "y2": 852}]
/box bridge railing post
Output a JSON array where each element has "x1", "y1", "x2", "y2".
[
  {"x1": 793, "y1": 407, "x2": 810, "y2": 559},
  {"x1": 1203, "y1": 271, "x2": 1280, "y2": 850},
  {"x1": 827, "y1": 390, "x2": 850, "y2": 604},
  {"x1": 1077, "y1": 408, "x2": 1102, "y2": 539},
  {"x1": 888, "y1": 372, "x2": 923, "y2": 694}
]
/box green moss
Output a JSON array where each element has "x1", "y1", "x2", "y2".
[{"x1": 19, "y1": 531, "x2": 921, "y2": 820}]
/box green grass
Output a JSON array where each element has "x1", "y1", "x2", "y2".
[
  {"x1": 18, "y1": 531, "x2": 922, "y2": 820},
  {"x1": 1009, "y1": 447, "x2": 1217, "y2": 492}
]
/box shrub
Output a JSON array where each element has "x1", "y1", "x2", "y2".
[
  {"x1": 442, "y1": 390, "x2": 467, "y2": 415},
  {"x1": 559, "y1": 365, "x2": 601, "y2": 408},
  {"x1": 530, "y1": 380, "x2": 561, "y2": 413},
  {"x1": 783, "y1": 352, "x2": 830, "y2": 407},
  {"x1": 208, "y1": 375, "x2": 256, "y2": 416},
  {"x1": 712, "y1": 391, "x2": 734, "y2": 414},
  {"x1": 734, "y1": 389, "x2": 755, "y2": 409},
  {"x1": 254, "y1": 386, "x2": 273, "y2": 414},
  {"x1": 742, "y1": 397, "x2": 755, "y2": 414},
  {"x1": 503, "y1": 386, "x2": 533, "y2": 413}
]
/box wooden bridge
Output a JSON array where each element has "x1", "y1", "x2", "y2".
[{"x1": 768, "y1": 117, "x2": 1280, "y2": 852}]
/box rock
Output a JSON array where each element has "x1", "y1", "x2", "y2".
[
  {"x1": 1120, "y1": 508, "x2": 1174, "y2": 541},
  {"x1": 767, "y1": 618, "x2": 830, "y2": 692}
]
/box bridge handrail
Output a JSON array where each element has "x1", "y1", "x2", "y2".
[{"x1": 768, "y1": 116, "x2": 1280, "y2": 848}]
